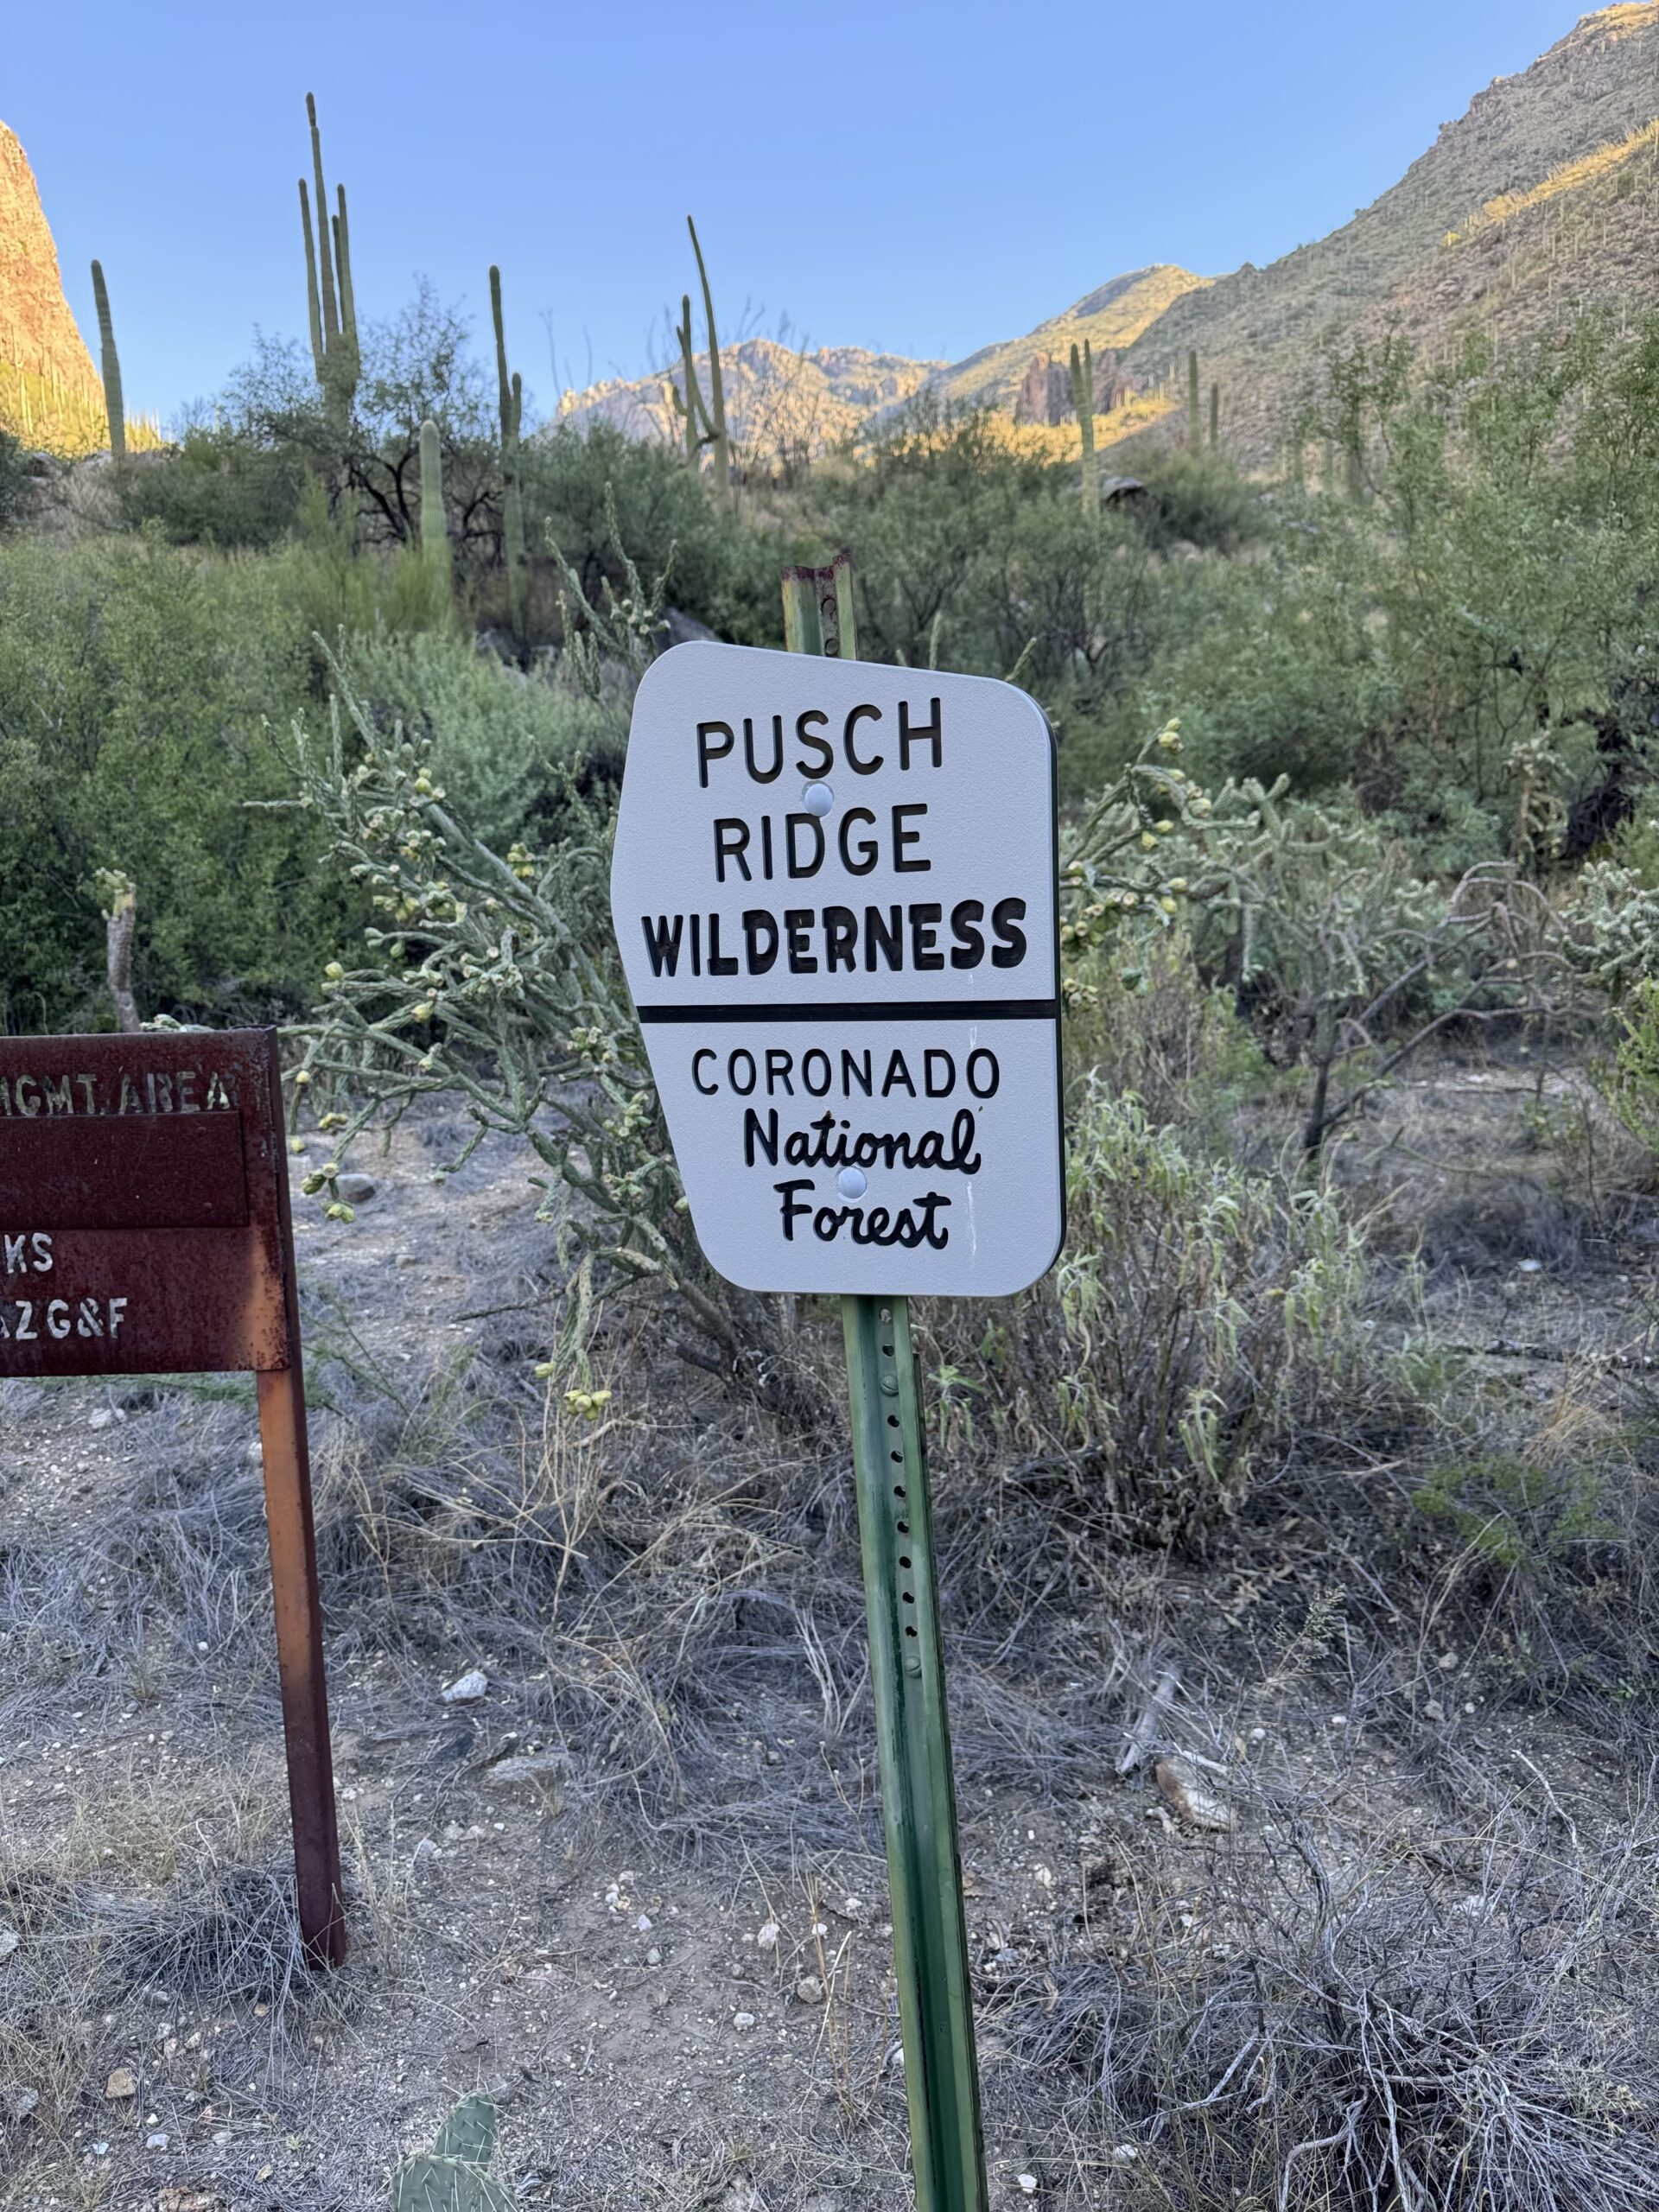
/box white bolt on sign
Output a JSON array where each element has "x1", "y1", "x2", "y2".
[{"x1": 612, "y1": 642, "x2": 1065, "y2": 1296}]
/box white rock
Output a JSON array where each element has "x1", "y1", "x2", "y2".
[
  {"x1": 795, "y1": 1974, "x2": 825, "y2": 2005},
  {"x1": 146, "y1": 2129, "x2": 168, "y2": 2148},
  {"x1": 1154, "y1": 1757, "x2": 1234, "y2": 1833},
  {"x1": 441, "y1": 1668, "x2": 488, "y2": 1704},
  {"x1": 756, "y1": 1919, "x2": 779, "y2": 1951},
  {"x1": 1018, "y1": 2177, "x2": 1039, "y2": 2196},
  {"x1": 483, "y1": 1751, "x2": 564, "y2": 1791},
  {"x1": 732, "y1": 2010, "x2": 756, "y2": 2031},
  {"x1": 1110, "y1": 2143, "x2": 1138, "y2": 2165},
  {"x1": 645, "y1": 1946, "x2": 661, "y2": 1967}
]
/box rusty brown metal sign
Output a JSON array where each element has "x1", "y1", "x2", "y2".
[{"x1": 0, "y1": 1029, "x2": 346, "y2": 1965}]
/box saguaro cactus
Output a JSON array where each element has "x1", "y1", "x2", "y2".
[
  {"x1": 1070, "y1": 339, "x2": 1099, "y2": 518},
  {"x1": 674, "y1": 217, "x2": 732, "y2": 501},
  {"x1": 490, "y1": 264, "x2": 529, "y2": 645},
  {"x1": 419, "y1": 418, "x2": 450, "y2": 599},
  {"x1": 1188, "y1": 349, "x2": 1201, "y2": 451},
  {"x1": 298, "y1": 93, "x2": 360, "y2": 425},
  {"x1": 89, "y1": 260, "x2": 125, "y2": 458},
  {"x1": 1210, "y1": 381, "x2": 1220, "y2": 449},
  {"x1": 673, "y1": 295, "x2": 702, "y2": 463}
]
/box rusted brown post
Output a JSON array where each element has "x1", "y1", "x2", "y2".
[
  {"x1": 257, "y1": 1368, "x2": 346, "y2": 1963},
  {"x1": 0, "y1": 1027, "x2": 346, "y2": 1967},
  {"x1": 256, "y1": 1033, "x2": 346, "y2": 1965}
]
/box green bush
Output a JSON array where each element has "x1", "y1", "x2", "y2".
[
  {"x1": 1414, "y1": 1452, "x2": 1616, "y2": 1573},
  {"x1": 113, "y1": 423, "x2": 308, "y2": 549},
  {"x1": 338, "y1": 627, "x2": 625, "y2": 848},
  {"x1": 1127, "y1": 445, "x2": 1269, "y2": 554},
  {"x1": 0, "y1": 427, "x2": 33, "y2": 531},
  {"x1": 0, "y1": 532, "x2": 348, "y2": 1032},
  {"x1": 936, "y1": 1089, "x2": 1370, "y2": 1548},
  {"x1": 525, "y1": 421, "x2": 781, "y2": 644}
]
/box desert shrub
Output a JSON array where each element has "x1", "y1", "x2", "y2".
[
  {"x1": 0, "y1": 532, "x2": 345, "y2": 1031},
  {"x1": 337, "y1": 627, "x2": 622, "y2": 848},
  {"x1": 934, "y1": 1090, "x2": 1369, "y2": 1548},
  {"x1": 824, "y1": 399, "x2": 1060, "y2": 671},
  {"x1": 1064, "y1": 924, "x2": 1266, "y2": 1139},
  {"x1": 270, "y1": 477, "x2": 464, "y2": 654},
  {"x1": 1175, "y1": 788, "x2": 1565, "y2": 1153},
  {"x1": 1025, "y1": 1802, "x2": 1659, "y2": 2212},
  {"x1": 1126, "y1": 444, "x2": 1268, "y2": 554},
  {"x1": 1124, "y1": 552, "x2": 1372, "y2": 798},
  {"x1": 0, "y1": 426, "x2": 33, "y2": 531},
  {"x1": 112, "y1": 423, "x2": 307, "y2": 549},
  {"x1": 283, "y1": 626, "x2": 810, "y2": 1398},
  {"x1": 1414, "y1": 1450, "x2": 1617, "y2": 1573},
  {"x1": 524, "y1": 420, "x2": 782, "y2": 644}
]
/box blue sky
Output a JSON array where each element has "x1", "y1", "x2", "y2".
[{"x1": 9, "y1": 1, "x2": 1586, "y2": 424}]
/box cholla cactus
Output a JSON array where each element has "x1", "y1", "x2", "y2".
[
  {"x1": 548, "y1": 483, "x2": 671, "y2": 698},
  {"x1": 283, "y1": 633, "x2": 739, "y2": 1378},
  {"x1": 1567, "y1": 857, "x2": 1659, "y2": 988},
  {"x1": 92, "y1": 867, "x2": 138, "y2": 1033},
  {"x1": 1057, "y1": 719, "x2": 1251, "y2": 1003}
]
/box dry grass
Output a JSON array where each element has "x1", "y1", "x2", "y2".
[
  {"x1": 1446, "y1": 115, "x2": 1659, "y2": 245},
  {"x1": 4, "y1": 1063, "x2": 1659, "y2": 2205}
]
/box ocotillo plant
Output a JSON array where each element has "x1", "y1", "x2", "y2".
[
  {"x1": 419, "y1": 418, "x2": 451, "y2": 601},
  {"x1": 1070, "y1": 338, "x2": 1099, "y2": 518},
  {"x1": 1187, "y1": 348, "x2": 1201, "y2": 450},
  {"x1": 298, "y1": 92, "x2": 360, "y2": 426},
  {"x1": 89, "y1": 260, "x2": 124, "y2": 458},
  {"x1": 490, "y1": 264, "x2": 529, "y2": 645}
]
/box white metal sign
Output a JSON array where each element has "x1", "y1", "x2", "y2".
[{"x1": 611, "y1": 641, "x2": 1064, "y2": 1296}]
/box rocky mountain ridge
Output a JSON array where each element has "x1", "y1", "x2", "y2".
[
  {"x1": 556, "y1": 339, "x2": 940, "y2": 471},
  {"x1": 556, "y1": 6, "x2": 1659, "y2": 471},
  {"x1": 0, "y1": 120, "x2": 108, "y2": 452}
]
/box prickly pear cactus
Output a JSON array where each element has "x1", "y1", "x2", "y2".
[{"x1": 391, "y1": 2095, "x2": 512, "y2": 2212}]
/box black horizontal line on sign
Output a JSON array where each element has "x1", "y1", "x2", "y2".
[{"x1": 634, "y1": 998, "x2": 1060, "y2": 1026}]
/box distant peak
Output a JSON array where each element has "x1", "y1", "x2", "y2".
[{"x1": 1576, "y1": 3, "x2": 1659, "y2": 40}]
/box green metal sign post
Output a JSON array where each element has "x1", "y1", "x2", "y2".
[
  {"x1": 616, "y1": 555, "x2": 1059, "y2": 2208},
  {"x1": 782, "y1": 556, "x2": 990, "y2": 2212}
]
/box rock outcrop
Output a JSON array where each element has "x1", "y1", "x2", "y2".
[{"x1": 0, "y1": 122, "x2": 99, "y2": 398}]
